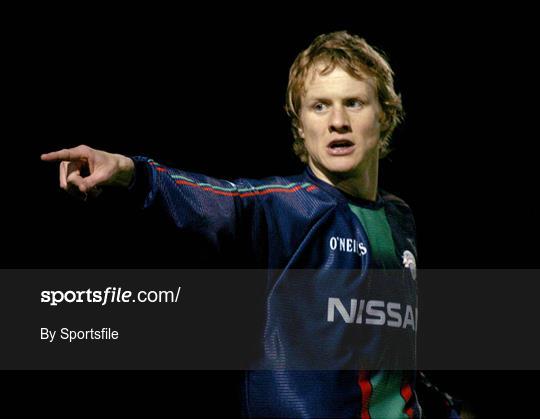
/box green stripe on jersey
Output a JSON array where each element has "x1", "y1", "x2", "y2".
[
  {"x1": 349, "y1": 204, "x2": 408, "y2": 416},
  {"x1": 348, "y1": 204, "x2": 400, "y2": 269},
  {"x1": 368, "y1": 371, "x2": 409, "y2": 419}
]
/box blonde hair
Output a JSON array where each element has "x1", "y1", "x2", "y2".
[{"x1": 285, "y1": 31, "x2": 404, "y2": 162}]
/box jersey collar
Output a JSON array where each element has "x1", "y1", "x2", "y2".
[{"x1": 304, "y1": 165, "x2": 385, "y2": 209}]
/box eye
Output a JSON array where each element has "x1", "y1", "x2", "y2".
[
  {"x1": 312, "y1": 102, "x2": 328, "y2": 112},
  {"x1": 346, "y1": 99, "x2": 364, "y2": 108}
]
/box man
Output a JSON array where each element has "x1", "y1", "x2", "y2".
[{"x1": 42, "y1": 31, "x2": 458, "y2": 418}]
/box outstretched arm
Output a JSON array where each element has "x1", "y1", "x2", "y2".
[{"x1": 42, "y1": 148, "x2": 263, "y2": 257}]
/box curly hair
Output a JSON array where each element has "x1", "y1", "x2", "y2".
[{"x1": 285, "y1": 31, "x2": 404, "y2": 162}]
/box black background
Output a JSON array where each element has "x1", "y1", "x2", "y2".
[{"x1": 4, "y1": 4, "x2": 540, "y2": 418}]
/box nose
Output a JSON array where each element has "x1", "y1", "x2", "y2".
[{"x1": 328, "y1": 106, "x2": 351, "y2": 134}]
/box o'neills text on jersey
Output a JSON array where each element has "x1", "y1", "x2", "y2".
[{"x1": 329, "y1": 236, "x2": 367, "y2": 256}]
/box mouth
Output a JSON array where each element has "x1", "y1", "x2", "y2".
[{"x1": 327, "y1": 139, "x2": 355, "y2": 156}]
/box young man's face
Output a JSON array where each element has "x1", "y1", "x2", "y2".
[{"x1": 299, "y1": 66, "x2": 383, "y2": 180}]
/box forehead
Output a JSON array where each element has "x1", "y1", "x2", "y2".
[{"x1": 303, "y1": 65, "x2": 376, "y2": 99}]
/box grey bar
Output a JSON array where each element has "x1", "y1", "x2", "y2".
[{"x1": 0, "y1": 269, "x2": 538, "y2": 370}]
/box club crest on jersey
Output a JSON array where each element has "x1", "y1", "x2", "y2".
[{"x1": 402, "y1": 250, "x2": 417, "y2": 280}]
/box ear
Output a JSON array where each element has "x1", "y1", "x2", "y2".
[{"x1": 296, "y1": 120, "x2": 305, "y2": 138}]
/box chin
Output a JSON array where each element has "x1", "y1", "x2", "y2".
[{"x1": 323, "y1": 158, "x2": 361, "y2": 175}]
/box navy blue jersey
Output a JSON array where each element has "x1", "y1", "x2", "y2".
[{"x1": 132, "y1": 156, "x2": 421, "y2": 418}]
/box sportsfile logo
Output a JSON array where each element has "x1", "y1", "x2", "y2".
[
  {"x1": 329, "y1": 236, "x2": 367, "y2": 256},
  {"x1": 327, "y1": 297, "x2": 417, "y2": 331}
]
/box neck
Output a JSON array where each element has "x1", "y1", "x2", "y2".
[{"x1": 309, "y1": 158, "x2": 379, "y2": 201}]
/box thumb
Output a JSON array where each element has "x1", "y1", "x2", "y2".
[
  {"x1": 80, "y1": 170, "x2": 111, "y2": 191},
  {"x1": 67, "y1": 172, "x2": 91, "y2": 193}
]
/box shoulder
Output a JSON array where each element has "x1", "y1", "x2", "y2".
[
  {"x1": 379, "y1": 188, "x2": 416, "y2": 229},
  {"x1": 236, "y1": 173, "x2": 337, "y2": 222},
  {"x1": 379, "y1": 189, "x2": 411, "y2": 209}
]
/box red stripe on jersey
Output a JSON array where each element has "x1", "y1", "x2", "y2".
[
  {"x1": 306, "y1": 185, "x2": 317, "y2": 192},
  {"x1": 174, "y1": 180, "x2": 305, "y2": 197},
  {"x1": 405, "y1": 406, "x2": 414, "y2": 418},
  {"x1": 175, "y1": 180, "x2": 237, "y2": 196},
  {"x1": 358, "y1": 370, "x2": 372, "y2": 419},
  {"x1": 400, "y1": 382, "x2": 414, "y2": 419},
  {"x1": 239, "y1": 185, "x2": 303, "y2": 197}
]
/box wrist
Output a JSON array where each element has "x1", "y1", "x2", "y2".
[{"x1": 115, "y1": 155, "x2": 135, "y2": 188}]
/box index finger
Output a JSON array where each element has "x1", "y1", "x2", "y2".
[{"x1": 41, "y1": 147, "x2": 89, "y2": 162}]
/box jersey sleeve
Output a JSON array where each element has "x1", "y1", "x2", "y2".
[{"x1": 129, "y1": 156, "x2": 265, "y2": 257}]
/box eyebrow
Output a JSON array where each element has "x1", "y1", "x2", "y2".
[{"x1": 305, "y1": 94, "x2": 368, "y2": 102}]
